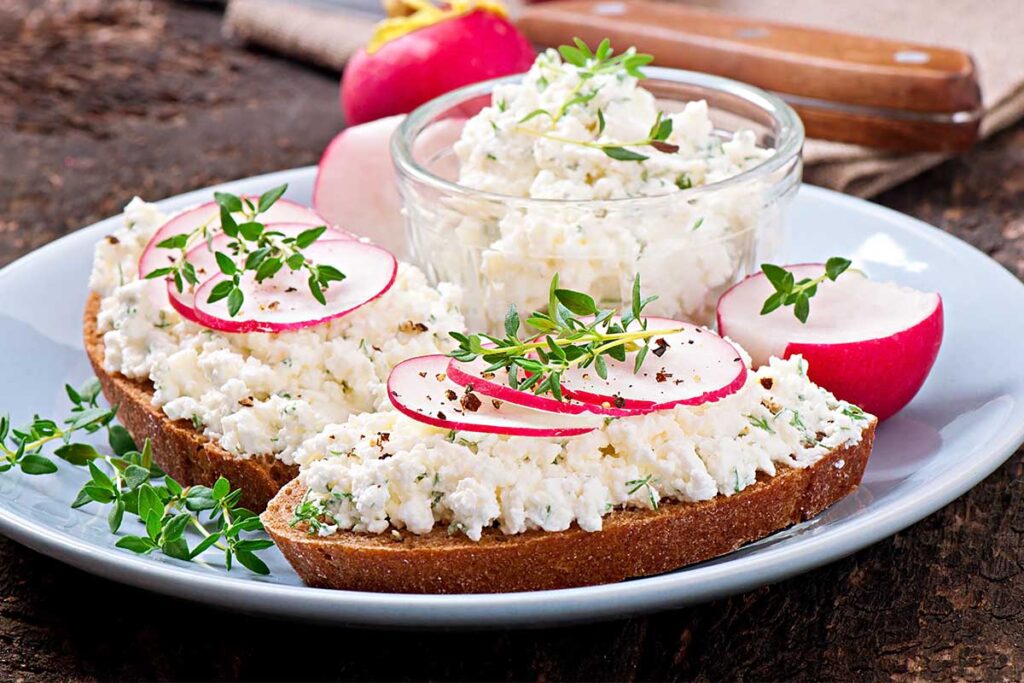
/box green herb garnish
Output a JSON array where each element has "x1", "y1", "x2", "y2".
[
  {"x1": 514, "y1": 39, "x2": 678, "y2": 163},
  {"x1": 449, "y1": 274, "x2": 677, "y2": 402},
  {"x1": 1, "y1": 378, "x2": 271, "y2": 574},
  {"x1": 759, "y1": 257, "x2": 853, "y2": 323},
  {"x1": 144, "y1": 183, "x2": 344, "y2": 317},
  {"x1": 746, "y1": 414, "x2": 775, "y2": 434},
  {"x1": 842, "y1": 404, "x2": 868, "y2": 421},
  {"x1": 626, "y1": 474, "x2": 659, "y2": 509},
  {"x1": 290, "y1": 494, "x2": 334, "y2": 535},
  {"x1": 558, "y1": 37, "x2": 653, "y2": 80}
]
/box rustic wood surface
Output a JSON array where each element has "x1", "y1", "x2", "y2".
[{"x1": 1, "y1": 2, "x2": 1022, "y2": 680}]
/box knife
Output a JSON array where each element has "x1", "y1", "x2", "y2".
[{"x1": 517, "y1": 0, "x2": 982, "y2": 152}]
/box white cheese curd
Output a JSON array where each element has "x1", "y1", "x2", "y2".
[
  {"x1": 295, "y1": 355, "x2": 873, "y2": 541},
  {"x1": 408, "y1": 49, "x2": 777, "y2": 331},
  {"x1": 90, "y1": 200, "x2": 465, "y2": 464}
]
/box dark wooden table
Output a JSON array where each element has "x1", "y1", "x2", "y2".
[{"x1": 2, "y1": 2, "x2": 1022, "y2": 680}]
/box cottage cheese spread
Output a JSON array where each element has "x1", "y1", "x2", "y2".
[
  {"x1": 296, "y1": 355, "x2": 871, "y2": 541},
  {"x1": 90, "y1": 198, "x2": 465, "y2": 464},
  {"x1": 408, "y1": 49, "x2": 779, "y2": 331}
]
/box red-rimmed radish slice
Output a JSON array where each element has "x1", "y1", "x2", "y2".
[
  {"x1": 717, "y1": 264, "x2": 943, "y2": 421},
  {"x1": 388, "y1": 355, "x2": 600, "y2": 437},
  {"x1": 314, "y1": 115, "x2": 464, "y2": 260},
  {"x1": 556, "y1": 317, "x2": 748, "y2": 411},
  {"x1": 138, "y1": 198, "x2": 330, "y2": 279},
  {"x1": 163, "y1": 223, "x2": 355, "y2": 322},
  {"x1": 446, "y1": 356, "x2": 649, "y2": 417},
  {"x1": 191, "y1": 239, "x2": 397, "y2": 333}
]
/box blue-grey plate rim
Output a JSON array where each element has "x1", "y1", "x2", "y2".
[{"x1": 0, "y1": 166, "x2": 1021, "y2": 629}]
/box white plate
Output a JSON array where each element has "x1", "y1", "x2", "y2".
[{"x1": 1, "y1": 167, "x2": 1022, "y2": 628}]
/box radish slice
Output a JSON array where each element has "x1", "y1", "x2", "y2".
[
  {"x1": 138, "y1": 198, "x2": 329, "y2": 279},
  {"x1": 191, "y1": 239, "x2": 397, "y2": 333},
  {"x1": 717, "y1": 264, "x2": 943, "y2": 420},
  {"x1": 388, "y1": 355, "x2": 600, "y2": 437},
  {"x1": 313, "y1": 115, "x2": 464, "y2": 260},
  {"x1": 446, "y1": 356, "x2": 649, "y2": 417},
  {"x1": 557, "y1": 317, "x2": 748, "y2": 411},
  {"x1": 164, "y1": 223, "x2": 355, "y2": 323}
]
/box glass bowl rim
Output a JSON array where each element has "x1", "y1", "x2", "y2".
[{"x1": 391, "y1": 66, "x2": 805, "y2": 207}]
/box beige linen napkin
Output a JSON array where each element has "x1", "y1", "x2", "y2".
[
  {"x1": 223, "y1": 0, "x2": 1024, "y2": 197},
  {"x1": 224, "y1": 0, "x2": 377, "y2": 71}
]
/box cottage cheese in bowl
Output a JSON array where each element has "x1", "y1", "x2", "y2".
[{"x1": 395, "y1": 48, "x2": 802, "y2": 331}]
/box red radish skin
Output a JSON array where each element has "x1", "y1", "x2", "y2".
[
  {"x1": 446, "y1": 356, "x2": 648, "y2": 417},
  {"x1": 164, "y1": 223, "x2": 354, "y2": 321},
  {"x1": 138, "y1": 199, "x2": 329, "y2": 279},
  {"x1": 167, "y1": 280, "x2": 204, "y2": 326},
  {"x1": 341, "y1": 9, "x2": 534, "y2": 126},
  {"x1": 313, "y1": 115, "x2": 465, "y2": 260},
  {"x1": 192, "y1": 239, "x2": 397, "y2": 334},
  {"x1": 554, "y1": 318, "x2": 748, "y2": 412},
  {"x1": 716, "y1": 264, "x2": 943, "y2": 421},
  {"x1": 388, "y1": 355, "x2": 600, "y2": 437},
  {"x1": 785, "y1": 300, "x2": 943, "y2": 421}
]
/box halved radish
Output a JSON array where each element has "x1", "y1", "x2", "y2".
[
  {"x1": 191, "y1": 239, "x2": 397, "y2": 333},
  {"x1": 164, "y1": 223, "x2": 355, "y2": 323},
  {"x1": 313, "y1": 115, "x2": 464, "y2": 260},
  {"x1": 556, "y1": 317, "x2": 748, "y2": 411},
  {"x1": 716, "y1": 264, "x2": 943, "y2": 420},
  {"x1": 388, "y1": 355, "x2": 600, "y2": 437},
  {"x1": 138, "y1": 198, "x2": 329, "y2": 279},
  {"x1": 446, "y1": 356, "x2": 648, "y2": 417}
]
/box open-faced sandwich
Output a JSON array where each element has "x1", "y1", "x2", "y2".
[
  {"x1": 81, "y1": 40, "x2": 945, "y2": 593},
  {"x1": 264, "y1": 305, "x2": 878, "y2": 593},
  {"x1": 85, "y1": 195, "x2": 465, "y2": 510}
]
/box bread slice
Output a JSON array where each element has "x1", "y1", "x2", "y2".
[
  {"x1": 83, "y1": 293, "x2": 295, "y2": 511},
  {"x1": 263, "y1": 423, "x2": 875, "y2": 593}
]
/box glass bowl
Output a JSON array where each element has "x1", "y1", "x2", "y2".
[{"x1": 392, "y1": 67, "x2": 804, "y2": 332}]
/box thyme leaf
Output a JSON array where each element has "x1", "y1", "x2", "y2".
[{"x1": 759, "y1": 257, "x2": 853, "y2": 323}]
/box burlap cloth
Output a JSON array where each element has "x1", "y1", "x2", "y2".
[{"x1": 224, "y1": 0, "x2": 1024, "y2": 197}]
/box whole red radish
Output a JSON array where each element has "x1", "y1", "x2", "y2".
[
  {"x1": 717, "y1": 264, "x2": 943, "y2": 421},
  {"x1": 341, "y1": 0, "x2": 535, "y2": 125}
]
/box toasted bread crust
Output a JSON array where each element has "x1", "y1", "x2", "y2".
[
  {"x1": 263, "y1": 424, "x2": 875, "y2": 594},
  {"x1": 84, "y1": 293, "x2": 296, "y2": 511}
]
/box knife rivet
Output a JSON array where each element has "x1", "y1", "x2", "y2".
[
  {"x1": 893, "y1": 50, "x2": 930, "y2": 64},
  {"x1": 592, "y1": 2, "x2": 626, "y2": 15},
  {"x1": 735, "y1": 27, "x2": 770, "y2": 39}
]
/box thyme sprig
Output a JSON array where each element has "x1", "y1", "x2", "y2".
[
  {"x1": 1, "y1": 378, "x2": 271, "y2": 574},
  {"x1": 0, "y1": 378, "x2": 116, "y2": 475},
  {"x1": 449, "y1": 274, "x2": 679, "y2": 401},
  {"x1": 144, "y1": 184, "x2": 344, "y2": 317},
  {"x1": 517, "y1": 112, "x2": 677, "y2": 162},
  {"x1": 759, "y1": 257, "x2": 853, "y2": 323},
  {"x1": 514, "y1": 39, "x2": 674, "y2": 163}
]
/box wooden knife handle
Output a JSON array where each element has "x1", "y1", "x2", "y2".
[{"x1": 517, "y1": 0, "x2": 982, "y2": 152}]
